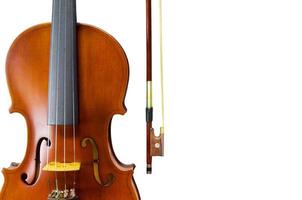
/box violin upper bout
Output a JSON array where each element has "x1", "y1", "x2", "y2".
[
  {"x1": 6, "y1": 23, "x2": 51, "y2": 121},
  {"x1": 76, "y1": 24, "x2": 130, "y2": 118}
]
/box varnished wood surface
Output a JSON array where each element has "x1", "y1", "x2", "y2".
[
  {"x1": 146, "y1": 0, "x2": 152, "y2": 81},
  {"x1": 0, "y1": 23, "x2": 140, "y2": 200}
]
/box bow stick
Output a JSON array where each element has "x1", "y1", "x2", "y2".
[{"x1": 146, "y1": 0, "x2": 165, "y2": 174}]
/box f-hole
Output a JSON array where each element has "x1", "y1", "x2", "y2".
[
  {"x1": 81, "y1": 137, "x2": 115, "y2": 187},
  {"x1": 21, "y1": 137, "x2": 51, "y2": 185}
]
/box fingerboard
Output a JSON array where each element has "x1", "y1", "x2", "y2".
[{"x1": 48, "y1": 0, "x2": 78, "y2": 125}]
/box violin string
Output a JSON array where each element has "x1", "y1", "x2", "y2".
[
  {"x1": 46, "y1": 118, "x2": 51, "y2": 192},
  {"x1": 63, "y1": 0, "x2": 67, "y2": 191},
  {"x1": 72, "y1": 0, "x2": 77, "y2": 190},
  {"x1": 54, "y1": 0, "x2": 62, "y2": 191},
  {"x1": 47, "y1": 0, "x2": 56, "y2": 193}
]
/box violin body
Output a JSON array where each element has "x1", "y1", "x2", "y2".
[{"x1": 0, "y1": 23, "x2": 140, "y2": 200}]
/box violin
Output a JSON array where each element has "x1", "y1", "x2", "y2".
[{"x1": 0, "y1": 0, "x2": 140, "y2": 199}]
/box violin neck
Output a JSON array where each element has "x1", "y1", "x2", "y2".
[{"x1": 48, "y1": 0, "x2": 78, "y2": 125}]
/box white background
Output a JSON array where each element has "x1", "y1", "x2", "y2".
[{"x1": 1, "y1": 0, "x2": 302, "y2": 199}]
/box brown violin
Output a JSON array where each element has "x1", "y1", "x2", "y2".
[{"x1": 0, "y1": 0, "x2": 140, "y2": 199}]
